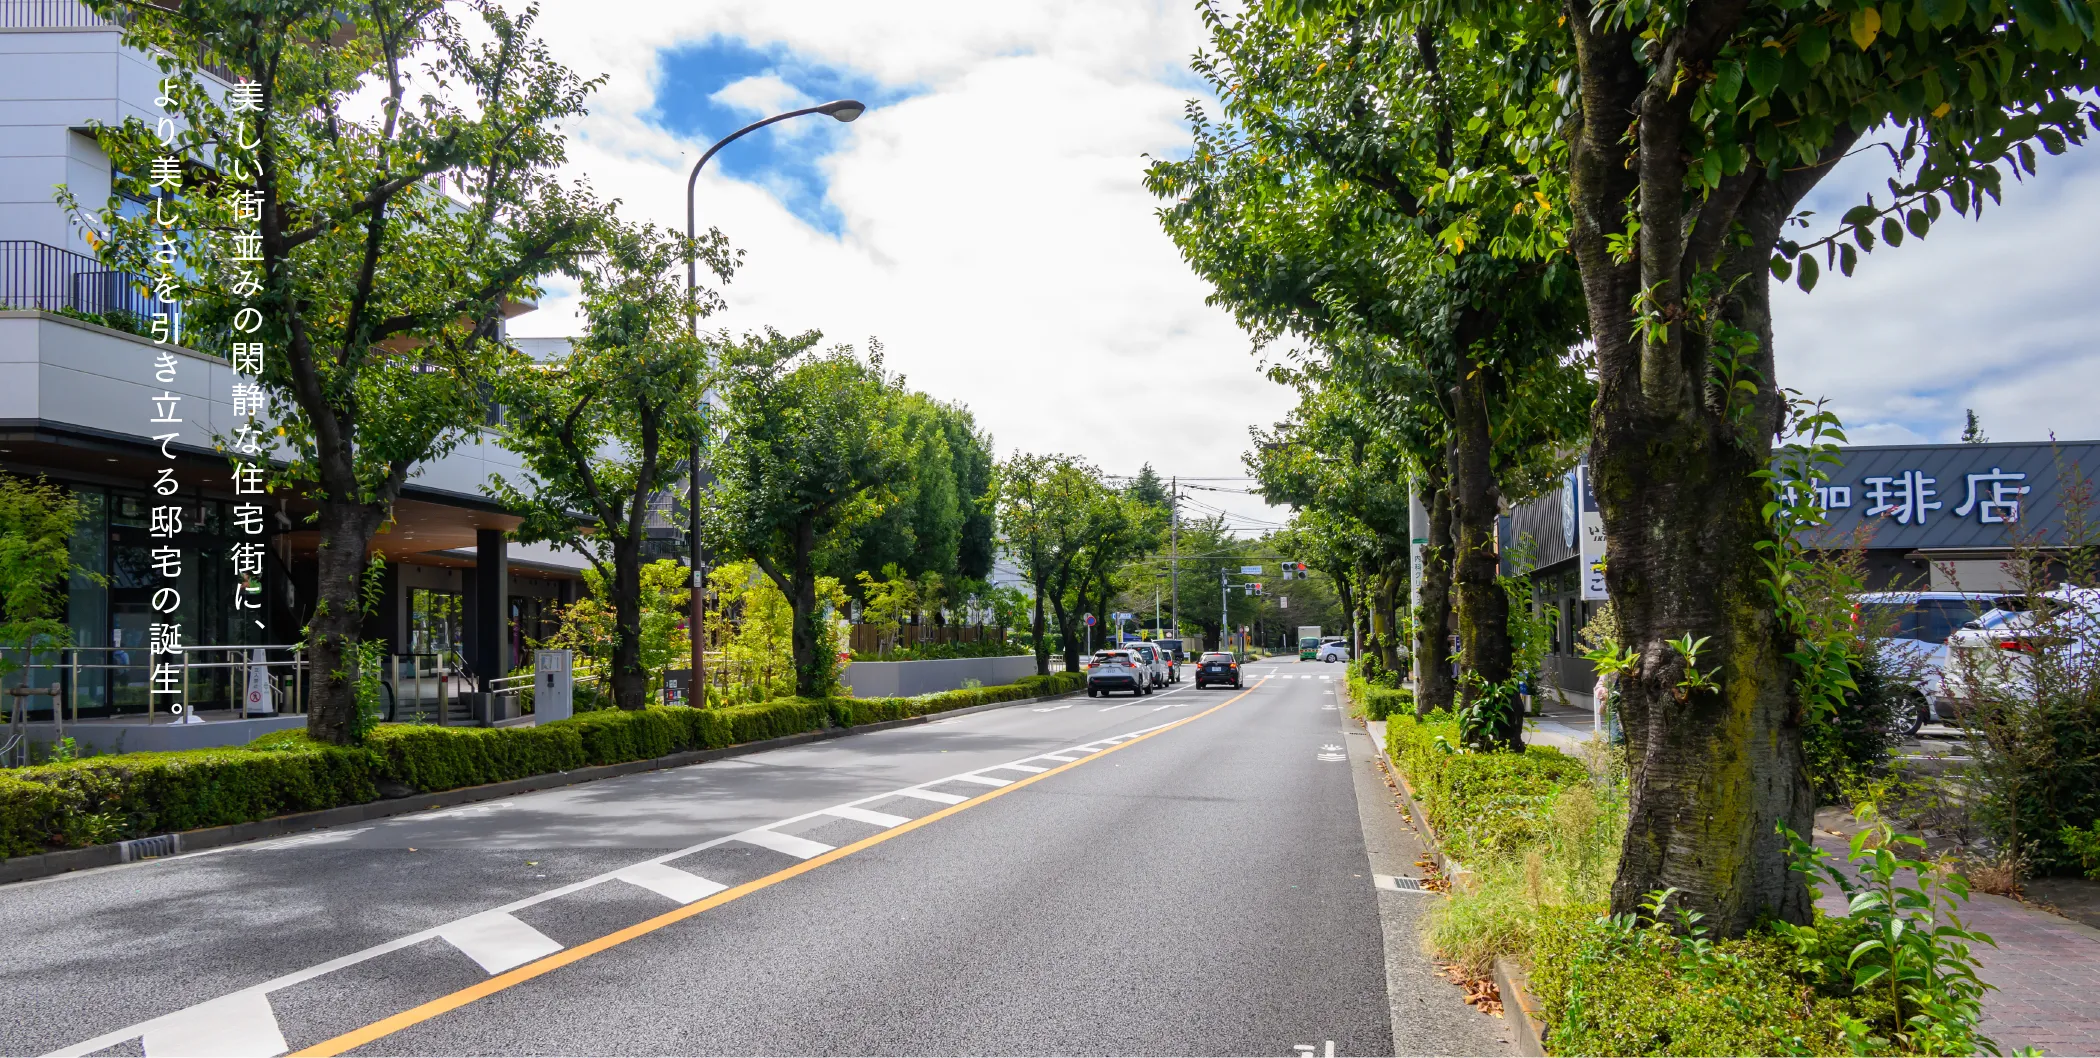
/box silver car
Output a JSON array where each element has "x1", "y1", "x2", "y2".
[
  {"x1": 1127, "y1": 642, "x2": 1171, "y2": 687},
  {"x1": 1855, "y1": 591, "x2": 2013, "y2": 732}
]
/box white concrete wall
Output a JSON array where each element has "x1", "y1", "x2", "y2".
[
  {"x1": 0, "y1": 310, "x2": 548, "y2": 516},
  {"x1": 839, "y1": 655, "x2": 1040, "y2": 699},
  {"x1": 0, "y1": 24, "x2": 183, "y2": 252}
]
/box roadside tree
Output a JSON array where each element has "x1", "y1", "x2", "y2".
[
  {"x1": 706, "y1": 331, "x2": 905, "y2": 698},
  {"x1": 489, "y1": 219, "x2": 733, "y2": 710},
  {"x1": 80, "y1": 0, "x2": 599, "y2": 743}
]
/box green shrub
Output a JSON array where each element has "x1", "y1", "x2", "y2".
[
  {"x1": 686, "y1": 697, "x2": 833, "y2": 748},
  {"x1": 552, "y1": 707, "x2": 688, "y2": 765},
  {"x1": 8, "y1": 738, "x2": 380, "y2": 844},
  {"x1": 0, "y1": 772, "x2": 84, "y2": 857},
  {"x1": 1529, "y1": 907, "x2": 1873, "y2": 1056},
  {"x1": 1386, "y1": 711, "x2": 1587, "y2": 863},
  {"x1": 829, "y1": 672, "x2": 1081, "y2": 727},
  {"x1": 367, "y1": 723, "x2": 586, "y2": 792}
]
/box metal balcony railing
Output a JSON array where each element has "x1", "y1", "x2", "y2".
[{"x1": 0, "y1": 239, "x2": 162, "y2": 328}]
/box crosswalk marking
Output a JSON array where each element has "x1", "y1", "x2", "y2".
[
  {"x1": 949, "y1": 773, "x2": 1012, "y2": 787},
  {"x1": 438, "y1": 911, "x2": 564, "y2": 974},
  {"x1": 615, "y1": 862, "x2": 728, "y2": 905},
  {"x1": 894, "y1": 787, "x2": 968, "y2": 805},
  {"x1": 1039, "y1": 753, "x2": 1080, "y2": 762},
  {"x1": 824, "y1": 805, "x2": 913, "y2": 827},
  {"x1": 733, "y1": 828, "x2": 836, "y2": 859},
  {"x1": 987, "y1": 763, "x2": 1047, "y2": 774}
]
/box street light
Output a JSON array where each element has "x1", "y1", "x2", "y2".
[{"x1": 682, "y1": 98, "x2": 865, "y2": 709}]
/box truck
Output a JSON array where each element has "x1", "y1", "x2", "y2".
[{"x1": 1297, "y1": 626, "x2": 1323, "y2": 660}]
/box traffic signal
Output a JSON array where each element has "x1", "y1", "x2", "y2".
[{"x1": 1248, "y1": 582, "x2": 1265, "y2": 596}]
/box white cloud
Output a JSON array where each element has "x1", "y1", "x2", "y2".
[
  {"x1": 709, "y1": 73, "x2": 813, "y2": 116},
  {"x1": 509, "y1": 1, "x2": 1298, "y2": 519},
  {"x1": 1773, "y1": 143, "x2": 2100, "y2": 445}
]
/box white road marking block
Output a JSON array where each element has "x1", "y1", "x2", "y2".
[
  {"x1": 734, "y1": 828, "x2": 836, "y2": 859},
  {"x1": 950, "y1": 773, "x2": 1012, "y2": 787},
  {"x1": 439, "y1": 911, "x2": 564, "y2": 974},
  {"x1": 139, "y1": 989, "x2": 285, "y2": 1058},
  {"x1": 1039, "y1": 754, "x2": 1080, "y2": 762},
  {"x1": 252, "y1": 827, "x2": 370, "y2": 850},
  {"x1": 824, "y1": 805, "x2": 912, "y2": 827},
  {"x1": 616, "y1": 862, "x2": 727, "y2": 905},
  {"x1": 1031, "y1": 704, "x2": 1073, "y2": 712},
  {"x1": 987, "y1": 763, "x2": 1046, "y2": 774},
  {"x1": 895, "y1": 787, "x2": 967, "y2": 805}
]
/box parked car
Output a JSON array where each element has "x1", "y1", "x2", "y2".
[
  {"x1": 1940, "y1": 586, "x2": 2097, "y2": 710},
  {"x1": 1087, "y1": 649, "x2": 1151, "y2": 697},
  {"x1": 1194, "y1": 651, "x2": 1243, "y2": 689},
  {"x1": 1854, "y1": 591, "x2": 2014, "y2": 734},
  {"x1": 1317, "y1": 641, "x2": 1352, "y2": 664},
  {"x1": 1127, "y1": 641, "x2": 1171, "y2": 688}
]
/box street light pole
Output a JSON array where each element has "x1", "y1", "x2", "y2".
[{"x1": 683, "y1": 98, "x2": 864, "y2": 709}]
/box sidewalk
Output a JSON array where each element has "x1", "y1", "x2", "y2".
[{"x1": 1812, "y1": 812, "x2": 2100, "y2": 1054}]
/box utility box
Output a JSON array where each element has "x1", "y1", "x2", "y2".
[{"x1": 535, "y1": 649, "x2": 573, "y2": 723}]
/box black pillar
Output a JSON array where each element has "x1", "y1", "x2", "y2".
[{"x1": 472, "y1": 528, "x2": 508, "y2": 680}]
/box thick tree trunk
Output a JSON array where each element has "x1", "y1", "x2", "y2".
[
  {"x1": 1031, "y1": 585, "x2": 1051, "y2": 676},
  {"x1": 610, "y1": 535, "x2": 647, "y2": 711},
  {"x1": 1561, "y1": 0, "x2": 1841, "y2": 933},
  {"x1": 306, "y1": 499, "x2": 382, "y2": 745},
  {"x1": 1449, "y1": 366, "x2": 1518, "y2": 750},
  {"x1": 1371, "y1": 555, "x2": 1406, "y2": 674},
  {"x1": 1414, "y1": 471, "x2": 1455, "y2": 716}
]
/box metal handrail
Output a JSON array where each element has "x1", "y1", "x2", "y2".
[{"x1": 1, "y1": 643, "x2": 308, "y2": 728}]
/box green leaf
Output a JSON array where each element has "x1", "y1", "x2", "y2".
[
  {"x1": 1714, "y1": 60, "x2": 1744, "y2": 103},
  {"x1": 1769, "y1": 255, "x2": 1793, "y2": 281},
  {"x1": 1921, "y1": 0, "x2": 1966, "y2": 27},
  {"x1": 1841, "y1": 204, "x2": 1880, "y2": 227},
  {"x1": 1839, "y1": 243, "x2": 1858, "y2": 275},
  {"x1": 1882, "y1": 216, "x2": 1904, "y2": 246},
  {"x1": 1797, "y1": 253, "x2": 1819, "y2": 292},
  {"x1": 1798, "y1": 23, "x2": 1832, "y2": 66},
  {"x1": 1855, "y1": 222, "x2": 1876, "y2": 251},
  {"x1": 1905, "y1": 208, "x2": 1930, "y2": 238},
  {"x1": 1747, "y1": 45, "x2": 1784, "y2": 97}
]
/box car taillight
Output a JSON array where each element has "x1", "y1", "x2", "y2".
[{"x1": 1997, "y1": 639, "x2": 2036, "y2": 653}]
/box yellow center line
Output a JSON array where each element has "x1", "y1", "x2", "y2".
[{"x1": 291, "y1": 678, "x2": 1269, "y2": 1057}]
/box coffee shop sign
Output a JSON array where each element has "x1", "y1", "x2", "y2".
[{"x1": 1787, "y1": 466, "x2": 2032, "y2": 526}]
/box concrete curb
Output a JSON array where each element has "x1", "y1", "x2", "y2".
[
  {"x1": 1494, "y1": 956, "x2": 1550, "y2": 1057},
  {"x1": 0, "y1": 687, "x2": 1083, "y2": 887}
]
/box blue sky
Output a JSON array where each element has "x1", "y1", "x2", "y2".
[{"x1": 645, "y1": 38, "x2": 911, "y2": 237}]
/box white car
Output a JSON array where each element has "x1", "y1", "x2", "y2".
[
  {"x1": 1940, "y1": 586, "x2": 2097, "y2": 711},
  {"x1": 1126, "y1": 641, "x2": 1171, "y2": 688},
  {"x1": 1853, "y1": 591, "x2": 2012, "y2": 733},
  {"x1": 1086, "y1": 650, "x2": 1151, "y2": 697},
  {"x1": 1317, "y1": 641, "x2": 1352, "y2": 663}
]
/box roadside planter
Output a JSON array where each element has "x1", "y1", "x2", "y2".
[{"x1": 839, "y1": 655, "x2": 1037, "y2": 698}]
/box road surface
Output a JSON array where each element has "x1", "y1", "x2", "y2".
[{"x1": 2, "y1": 658, "x2": 1507, "y2": 1057}]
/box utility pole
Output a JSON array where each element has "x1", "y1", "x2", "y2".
[
  {"x1": 1220, "y1": 568, "x2": 1229, "y2": 658},
  {"x1": 1169, "y1": 476, "x2": 1180, "y2": 643}
]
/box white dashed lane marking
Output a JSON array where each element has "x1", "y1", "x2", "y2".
[
  {"x1": 895, "y1": 788, "x2": 968, "y2": 805},
  {"x1": 823, "y1": 805, "x2": 913, "y2": 827},
  {"x1": 439, "y1": 911, "x2": 565, "y2": 974},
  {"x1": 42, "y1": 716, "x2": 1190, "y2": 1058},
  {"x1": 615, "y1": 862, "x2": 728, "y2": 904},
  {"x1": 734, "y1": 828, "x2": 836, "y2": 859}
]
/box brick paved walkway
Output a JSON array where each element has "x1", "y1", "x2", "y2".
[{"x1": 1811, "y1": 830, "x2": 2100, "y2": 1055}]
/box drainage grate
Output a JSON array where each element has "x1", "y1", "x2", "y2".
[
  {"x1": 1374, "y1": 873, "x2": 1432, "y2": 893},
  {"x1": 118, "y1": 834, "x2": 180, "y2": 862}
]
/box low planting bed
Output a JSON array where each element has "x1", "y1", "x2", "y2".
[
  {"x1": 0, "y1": 671, "x2": 1084, "y2": 860},
  {"x1": 1379, "y1": 709, "x2": 1994, "y2": 1056}
]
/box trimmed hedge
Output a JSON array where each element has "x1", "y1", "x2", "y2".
[
  {"x1": 0, "y1": 670, "x2": 1084, "y2": 858},
  {"x1": 5, "y1": 738, "x2": 380, "y2": 857},
  {"x1": 1343, "y1": 663, "x2": 1414, "y2": 720},
  {"x1": 829, "y1": 671, "x2": 1084, "y2": 727},
  {"x1": 1385, "y1": 710, "x2": 1589, "y2": 862}
]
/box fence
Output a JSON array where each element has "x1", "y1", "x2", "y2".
[
  {"x1": 846, "y1": 623, "x2": 1006, "y2": 656},
  {"x1": 0, "y1": 0, "x2": 111, "y2": 28},
  {"x1": 0, "y1": 240, "x2": 161, "y2": 324}
]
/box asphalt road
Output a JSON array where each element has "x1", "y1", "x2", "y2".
[{"x1": 3, "y1": 659, "x2": 1508, "y2": 1057}]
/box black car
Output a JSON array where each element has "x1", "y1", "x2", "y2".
[{"x1": 1193, "y1": 651, "x2": 1242, "y2": 689}]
